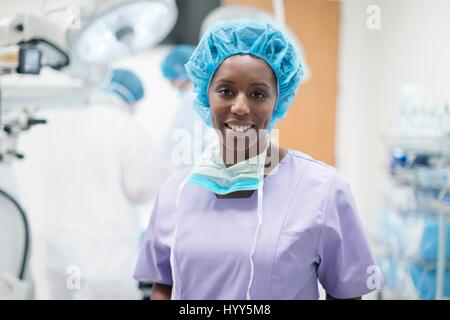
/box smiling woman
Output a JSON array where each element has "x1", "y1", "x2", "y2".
[{"x1": 134, "y1": 19, "x2": 380, "y2": 300}]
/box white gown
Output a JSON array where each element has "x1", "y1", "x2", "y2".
[{"x1": 20, "y1": 97, "x2": 169, "y2": 299}]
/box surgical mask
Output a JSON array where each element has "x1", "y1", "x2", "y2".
[{"x1": 187, "y1": 141, "x2": 269, "y2": 195}]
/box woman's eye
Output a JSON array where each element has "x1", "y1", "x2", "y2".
[
  {"x1": 251, "y1": 92, "x2": 265, "y2": 99},
  {"x1": 218, "y1": 89, "x2": 233, "y2": 97}
]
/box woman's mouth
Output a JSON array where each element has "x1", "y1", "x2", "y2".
[{"x1": 224, "y1": 123, "x2": 255, "y2": 133}]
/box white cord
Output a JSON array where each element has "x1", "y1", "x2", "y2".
[{"x1": 245, "y1": 181, "x2": 264, "y2": 300}]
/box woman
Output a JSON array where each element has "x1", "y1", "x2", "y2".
[{"x1": 134, "y1": 20, "x2": 379, "y2": 300}]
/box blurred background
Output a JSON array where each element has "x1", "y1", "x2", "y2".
[{"x1": 1, "y1": 0, "x2": 450, "y2": 300}]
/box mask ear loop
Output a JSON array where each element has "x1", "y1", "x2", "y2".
[
  {"x1": 169, "y1": 178, "x2": 189, "y2": 300},
  {"x1": 245, "y1": 140, "x2": 269, "y2": 300},
  {"x1": 245, "y1": 180, "x2": 264, "y2": 300}
]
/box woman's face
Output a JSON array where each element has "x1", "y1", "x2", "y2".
[{"x1": 208, "y1": 54, "x2": 278, "y2": 158}]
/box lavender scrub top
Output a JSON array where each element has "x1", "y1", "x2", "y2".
[{"x1": 134, "y1": 150, "x2": 377, "y2": 299}]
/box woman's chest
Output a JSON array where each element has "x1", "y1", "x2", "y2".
[{"x1": 174, "y1": 184, "x2": 321, "y2": 298}]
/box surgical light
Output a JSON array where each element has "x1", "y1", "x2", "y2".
[{"x1": 68, "y1": 0, "x2": 178, "y2": 64}]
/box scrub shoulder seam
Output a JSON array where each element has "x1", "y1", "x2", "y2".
[{"x1": 287, "y1": 150, "x2": 336, "y2": 171}]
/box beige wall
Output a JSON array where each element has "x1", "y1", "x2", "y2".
[{"x1": 225, "y1": 0, "x2": 340, "y2": 165}]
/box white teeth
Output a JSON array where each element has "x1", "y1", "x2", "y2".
[{"x1": 227, "y1": 124, "x2": 252, "y2": 132}]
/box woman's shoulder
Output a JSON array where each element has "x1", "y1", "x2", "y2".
[
  {"x1": 284, "y1": 149, "x2": 352, "y2": 199},
  {"x1": 153, "y1": 167, "x2": 191, "y2": 205},
  {"x1": 285, "y1": 149, "x2": 340, "y2": 180},
  {"x1": 281, "y1": 150, "x2": 355, "y2": 232},
  {"x1": 158, "y1": 167, "x2": 192, "y2": 192}
]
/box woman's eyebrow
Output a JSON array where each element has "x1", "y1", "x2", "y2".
[
  {"x1": 214, "y1": 78, "x2": 234, "y2": 85},
  {"x1": 250, "y1": 82, "x2": 271, "y2": 88},
  {"x1": 213, "y1": 79, "x2": 271, "y2": 88}
]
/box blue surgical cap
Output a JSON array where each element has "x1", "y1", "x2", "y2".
[
  {"x1": 161, "y1": 45, "x2": 195, "y2": 80},
  {"x1": 185, "y1": 19, "x2": 303, "y2": 128},
  {"x1": 109, "y1": 68, "x2": 145, "y2": 105}
]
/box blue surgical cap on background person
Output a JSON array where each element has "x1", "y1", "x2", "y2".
[
  {"x1": 185, "y1": 19, "x2": 304, "y2": 129},
  {"x1": 161, "y1": 45, "x2": 196, "y2": 80},
  {"x1": 108, "y1": 68, "x2": 145, "y2": 105}
]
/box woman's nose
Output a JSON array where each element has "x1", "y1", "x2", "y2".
[{"x1": 230, "y1": 94, "x2": 250, "y2": 116}]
